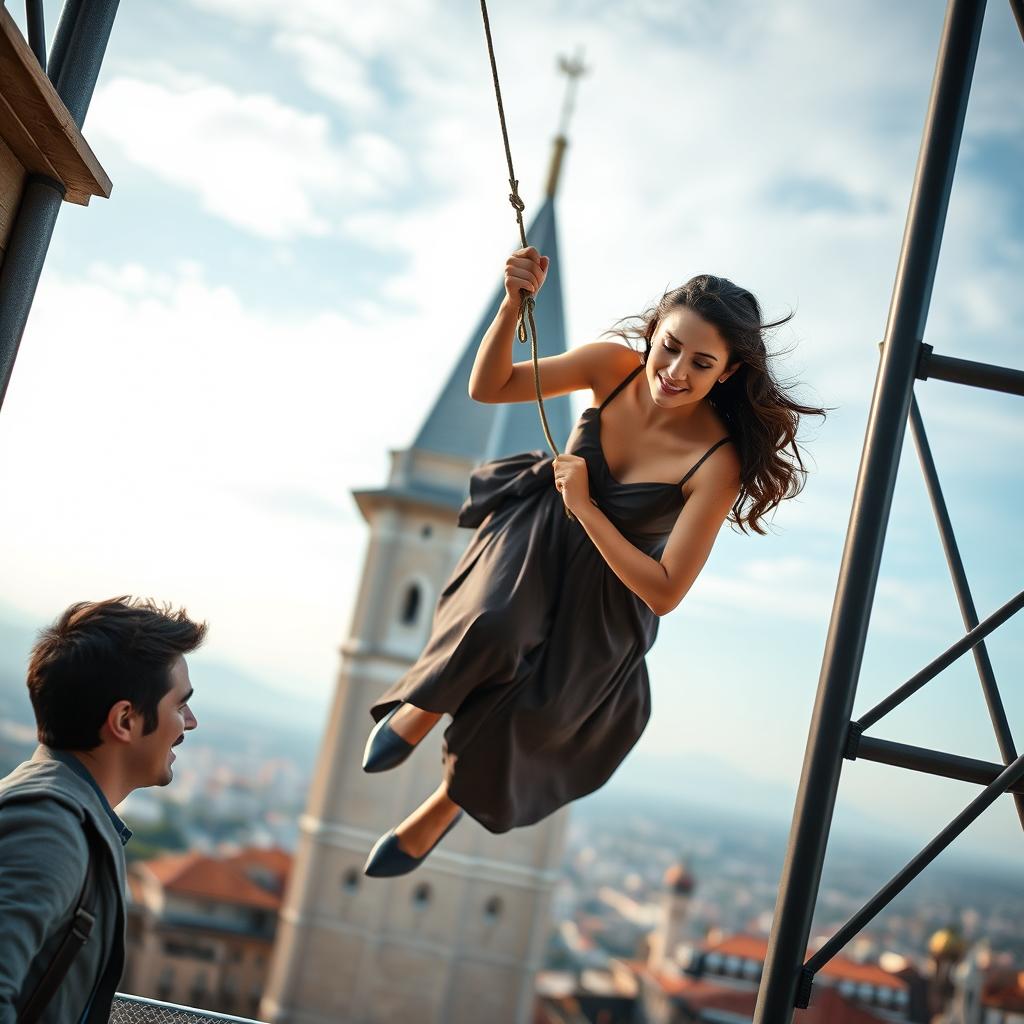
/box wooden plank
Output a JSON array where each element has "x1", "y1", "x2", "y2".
[
  {"x1": 0, "y1": 132, "x2": 26, "y2": 252},
  {"x1": 0, "y1": 6, "x2": 111, "y2": 205}
]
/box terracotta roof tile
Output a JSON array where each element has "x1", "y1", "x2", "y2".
[
  {"x1": 227, "y1": 847, "x2": 291, "y2": 881},
  {"x1": 142, "y1": 851, "x2": 282, "y2": 910},
  {"x1": 796, "y1": 985, "x2": 892, "y2": 1024},
  {"x1": 640, "y1": 969, "x2": 890, "y2": 1024},
  {"x1": 706, "y1": 934, "x2": 906, "y2": 991}
]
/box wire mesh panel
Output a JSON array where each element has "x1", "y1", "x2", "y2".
[{"x1": 109, "y1": 994, "x2": 266, "y2": 1024}]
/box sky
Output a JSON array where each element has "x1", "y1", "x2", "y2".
[{"x1": 1, "y1": 0, "x2": 1022, "y2": 868}]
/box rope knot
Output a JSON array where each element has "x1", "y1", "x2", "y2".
[{"x1": 507, "y1": 178, "x2": 526, "y2": 212}]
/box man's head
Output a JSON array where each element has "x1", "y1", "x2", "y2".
[{"x1": 27, "y1": 597, "x2": 207, "y2": 788}]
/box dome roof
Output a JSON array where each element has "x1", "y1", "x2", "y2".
[
  {"x1": 929, "y1": 927, "x2": 968, "y2": 960},
  {"x1": 663, "y1": 862, "x2": 696, "y2": 895}
]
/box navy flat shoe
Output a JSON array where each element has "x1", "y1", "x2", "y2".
[
  {"x1": 363, "y1": 811, "x2": 464, "y2": 878},
  {"x1": 362, "y1": 704, "x2": 416, "y2": 773}
]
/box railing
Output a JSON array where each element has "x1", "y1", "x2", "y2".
[{"x1": 110, "y1": 994, "x2": 266, "y2": 1024}]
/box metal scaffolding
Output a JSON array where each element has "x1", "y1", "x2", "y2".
[
  {"x1": 0, "y1": 0, "x2": 119, "y2": 410},
  {"x1": 753, "y1": 0, "x2": 1024, "y2": 1020}
]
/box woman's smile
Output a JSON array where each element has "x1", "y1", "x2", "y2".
[{"x1": 656, "y1": 371, "x2": 687, "y2": 396}]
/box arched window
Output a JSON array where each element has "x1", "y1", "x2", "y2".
[
  {"x1": 413, "y1": 882, "x2": 432, "y2": 907},
  {"x1": 341, "y1": 868, "x2": 359, "y2": 893},
  {"x1": 400, "y1": 584, "x2": 421, "y2": 626},
  {"x1": 484, "y1": 896, "x2": 503, "y2": 921}
]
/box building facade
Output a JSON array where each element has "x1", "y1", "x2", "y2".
[{"x1": 123, "y1": 848, "x2": 291, "y2": 1019}]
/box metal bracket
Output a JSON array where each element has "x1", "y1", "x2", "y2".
[
  {"x1": 795, "y1": 968, "x2": 815, "y2": 1009},
  {"x1": 915, "y1": 341, "x2": 933, "y2": 381},
  {"x1": 844, "y1": 720, "x2": 863, "y2": 761}
]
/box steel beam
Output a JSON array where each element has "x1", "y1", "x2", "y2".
[
  {"x1": 753, "y1": 2, "x2": 987, "y2": 1019},
  {"x1": 849, "y1": 735, "x2": 1024, "y2": 794},
  {"x1": 25, "y1": 0, "x2": 46, "y2": 68},
  {"x1": 918, "y1": 345, "x2": 1024, "y2": 396}
]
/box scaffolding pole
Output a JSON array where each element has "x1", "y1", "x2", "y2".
[
  {"x1": 752, "y1": 1, "x2": 988, "y2": 1019},
  {"x1": 0, "y1": 0, "x2": 119, "y2": 411}
]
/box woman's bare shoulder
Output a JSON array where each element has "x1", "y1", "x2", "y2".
[
  {"x1": 689, "y1": 436, "x2": 742, "y2": 498},
  {"x1": 577, "y1": 341, "x2": 644, "y2": 404}
]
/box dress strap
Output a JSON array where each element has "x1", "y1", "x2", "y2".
[
  {"x1": 679, "y1": 437, "x2": 732, "y2": 488},
  {"x1": 599, "y1": 364, "x2": 644, "y2": 413}
]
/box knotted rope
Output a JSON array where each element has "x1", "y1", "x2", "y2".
[{"x1": 479, "y1": 0, "x2": 560, "y2": 458}]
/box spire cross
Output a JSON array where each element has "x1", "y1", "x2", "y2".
[
  {"x1": 545, "y1": 49, "x2": 588, "y2": 200},
  {"x1": 556, "y1": 49, "x2": 588, "y2": 138}
]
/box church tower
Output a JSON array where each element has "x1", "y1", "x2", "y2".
[
  {"x1": 647, "y1": 861, "x2": 696, "y2": 974},
  {"x1": 263, "y1": 86, "x2": 583, "y2": 1024}
]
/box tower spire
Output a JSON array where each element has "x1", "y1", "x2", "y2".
[{"x1": 545, "y1": 49, "x2": 588, "y2": 200}]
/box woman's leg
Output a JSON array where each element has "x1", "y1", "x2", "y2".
[
  {"x1": 389, "y1": 703, "x2": 443, "y2": 746},
  {"x1": 394, "y1": 778, "x2": 461, "y2": 858}
]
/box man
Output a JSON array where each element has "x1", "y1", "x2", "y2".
[{"x1": 0, "y1": 597, "x2": 206, "y2": 1024}]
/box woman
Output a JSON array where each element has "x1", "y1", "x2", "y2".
[{"x1": 362, "y1": 246, "x2": 824, "y2": 877}]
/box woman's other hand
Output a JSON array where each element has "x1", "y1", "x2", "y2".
[
  {"x1": 504, "y1": 246, "x2": 549, "y2": 304},
  {"x1": 553, "y1": 454, "x2": 591, "y2": 516}
]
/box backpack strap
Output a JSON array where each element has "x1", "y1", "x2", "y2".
[{"x1": 18, "y1": 825, "x2": 104, "y2": 1024}]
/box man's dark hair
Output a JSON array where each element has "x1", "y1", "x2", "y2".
[{"x1": 27, "y1": 597, "x2": 207, "y2": 750}]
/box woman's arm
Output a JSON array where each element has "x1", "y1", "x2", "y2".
[
  {"x1": 469, "y1": 247, "x2": 636, "y2": 404},
  {"x1": 558, "y1": 451, "x2": 739, "y2": 615}
]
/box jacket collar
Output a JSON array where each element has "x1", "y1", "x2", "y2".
[
  {"x1": 0, "y1": 747, "x2": 131, "y2": 895},
  {"x1": 44, "y1": 749, "x2": 133, "y2": 847}
]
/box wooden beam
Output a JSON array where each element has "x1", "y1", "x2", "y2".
[
  {"x1": 0, "y1": 134, "x2": 25, "y2": 254},
  {"x1": 0, "y1": 6, "x2": 111, "y2": 207}
]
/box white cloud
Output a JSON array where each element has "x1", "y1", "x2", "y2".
[
  {"x1": 88, "y1": 73, "x2": 408, "y2": 239},
  {"x1": 0, "y1": 261, "x2": 445, "y2": 688},
  {"x1": 272, "y1": 33, "x2": 378, "y2": 114}
]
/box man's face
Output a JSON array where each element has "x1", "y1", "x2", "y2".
[{"x1": 135, "y1": 656, "x2": 198, "y2": 787}]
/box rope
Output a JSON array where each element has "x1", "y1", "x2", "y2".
[{"x1": 479, "y1": 0, "x2": 560, "y2": 458}]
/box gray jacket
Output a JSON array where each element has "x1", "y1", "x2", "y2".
[{"x1": 0, "y1": 747, "x2": 127, "y2": 1024}]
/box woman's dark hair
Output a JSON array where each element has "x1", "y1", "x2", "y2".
[
  {"x1": 27, "y1": 596, "x2": 207, "y2": 750},
  {"x1": 609, "y1": 274, "x2": 826, "y2": 534}
]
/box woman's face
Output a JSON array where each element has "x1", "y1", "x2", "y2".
[{"x1": 644, "y1": 306, "x2": 738, "y2": 409}]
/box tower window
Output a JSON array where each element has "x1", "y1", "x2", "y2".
[
  {"x1": 400, "y1": 584, "x2": 421, "y2": 626},
  {"x1": 412, "y1": 883, "x2": 432, "y2": 907},
  {"x1": 484, "y1": 896, "x2": 503, "y2": 921},
  {"x1": 341, "y1": 868, "x2": 360, "y2": 893}
]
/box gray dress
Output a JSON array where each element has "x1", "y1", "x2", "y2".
[{"x1": 370, "y1": 366, "x2": 730, "y2": 833}]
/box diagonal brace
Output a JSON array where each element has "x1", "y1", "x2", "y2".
[
  {"x1": 908, "y1": 396, "x2": 1024, "y2": 830},
  {"x1": 856, "y1": 589, "x2": 1024, "y2": 731},
  {"x1": 796, "y1": 749, "x2": 1024, "y2": 1007}
]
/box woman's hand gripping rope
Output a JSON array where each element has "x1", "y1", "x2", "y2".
[
  {"x1": 504, "y1": 246, "x2": 549, "y2": 308},
  {"x1": 553, "y1": 454, "x2": 594, "y2": 519}
]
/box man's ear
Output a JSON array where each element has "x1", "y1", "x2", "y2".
[{"x1": 104, "y1": 699, "x2": 137, "y2": 744}]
